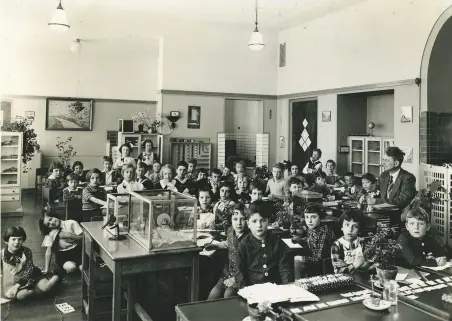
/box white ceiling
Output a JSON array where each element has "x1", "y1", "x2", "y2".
[{"x1": 1, "y1": 0, "x2": 369, "y2": 51}]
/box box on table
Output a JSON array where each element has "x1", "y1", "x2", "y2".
[{"x1": 105, "y1": 190, "x2": 198, "y2": 252}]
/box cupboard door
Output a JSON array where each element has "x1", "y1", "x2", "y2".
[
  {"x1": 366, "y1": 138, "x2": 382, "y2": 176},
  {"x1": 350, "y1": 137, "x2": 365, "y2": 176}
]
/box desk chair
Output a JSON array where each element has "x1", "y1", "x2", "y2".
[
  {"x1": 66, "y1": 199, "x2": 83, "y2": 222},
  {"x1": 35, "y1": 168, "x2": 49, "y2": 206}
]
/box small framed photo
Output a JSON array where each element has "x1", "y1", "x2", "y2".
[
  {"x1": 25, "y1": 111, "x2": 35, "y2": 119},
  {"x1": 187, "y1": 105, "x2": 201, "y2": 129},
  {"x1": 322, "y1": 111, "x2": 331, "y2": 122},
  {"x1": 401, "y1": 106, "x2": 413, "y2": 123},
  {"x1": 338, "y1": 145, "x2": 350, "y2": 154}
]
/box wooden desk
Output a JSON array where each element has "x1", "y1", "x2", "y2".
[
  {"x1": 176, "y1": 297, "x2": 249, "y2": 321},
  {"x1": 81, "y1": 222, "x2": 201, "y2": 321}
]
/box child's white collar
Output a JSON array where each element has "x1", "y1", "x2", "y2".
[{"x1": 338, "y1": 237, "x2": 360, "y2": 249}]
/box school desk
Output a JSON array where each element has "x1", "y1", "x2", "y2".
[{"x1": 81, "y1": 221, "x2": 201, "y2": 321}]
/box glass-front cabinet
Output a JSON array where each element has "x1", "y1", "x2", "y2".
[
  {"x1": 1, "y1": 131, "x2": 23, "y2": 216},
  {"x1": 348, "y1": 136, "x2": 394, "y2": 176}
]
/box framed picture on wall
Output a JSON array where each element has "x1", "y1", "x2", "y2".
[
  {"x1": 187, "y1": 105, "x2": 201, "y2": 129},
  {"x1": 45, "y1": 98, "x2": 94, "y2": 131},
  {"x1": 322, "y1": 111, "x2": 331, "y2": 122}
]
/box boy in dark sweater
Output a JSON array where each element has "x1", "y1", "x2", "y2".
[
  {"x1": 235, "y1": 201, "x2": 293, "y2": 288},
  {"x1": 397, "y1": 206, "x2": 448, "y2": 268}
]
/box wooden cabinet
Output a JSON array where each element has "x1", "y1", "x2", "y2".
[
  {"x1": 348, "y1": 136, "x2": 394, "y2": 177},
  {"x1": 169, "y1": 138, "x2": 211, "y2": 169},
  {"x1": 115, "y1": 132, "x2": 163, "y2": 164},
  {"x1": 1, "y1": 131, "x2": 23, "y2": 216}
]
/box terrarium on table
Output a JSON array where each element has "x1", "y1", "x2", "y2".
[
  {"x1": 127, "y1": 190, "x2": 198, "y2": 252},
  {"x1": 104, "y1": 193, "x2": 131, "y2": 238}
]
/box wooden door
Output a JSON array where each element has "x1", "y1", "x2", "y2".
[{"x1": 291, "y1": 100, "x2": 318, "y2": 168}]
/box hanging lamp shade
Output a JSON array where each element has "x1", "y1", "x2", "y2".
[
  {"x1": 48, "y1": 0, "x2": 70, "y2": 32},
  {"x1": 249, "y1": 0, "x2": 264, "y2": 51},
  {"x1": 248, "y1": 27, "x2": 265, "y2": 51}
]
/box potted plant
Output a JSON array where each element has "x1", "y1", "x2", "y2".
[
  {"x1": 402, "y1": 180, "x2": 443, "y2": 222},
  {"x1": 131, "y1": 107, "x2": 159, "y2": 133},
  {"x1": 363, "y1": 229, "x2": 402, "y2": 280},
  {"x1": 55, "y1": 137, "x2": 77, "y2": 174},
  {"x1": 1, "y1": 116, "x2": 38, "y2": 172},
  {"x1": 247, "y1": 301, "x2": 272, "y2": 321},
  {"x1": 253, "y1": 164, "x2": 271, "y2": 186}
]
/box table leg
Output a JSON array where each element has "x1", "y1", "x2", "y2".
[
  {"x1": 81, "y1": 235, "x2": 85, "y2": 313},
  {"x1": 87, "y1": 240, "x2": 95, "y2": 321},
  {"x1": 191, "y1": 254, "x2": 199, "y2": 302},
  {"x1": 127, "y1": 278, "x2": 135, "y2": 321},
  {"x1": 112, "y1": 262, "x2": 122, "y2": 321}
]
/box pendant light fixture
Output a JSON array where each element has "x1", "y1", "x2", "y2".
[
  {"x1": 248, "y1": 0, "x2": 265, "y2": 51},
  {"x1": 48, "y1": 0, "x2": 70, "y2": 32}
]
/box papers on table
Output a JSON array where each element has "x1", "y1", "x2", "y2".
[
  {"x1": 322, "y1": 201, "x2": 340, "y2": 207},
  {"x1": 395, "y1": 273, "x2": 408, "y2": 281},
  {"x1": 373, "y1": 203, "x2": 397, "y2": 210},
  {"x1": 422, "y1": 262, "x2": 452, "y2": 271},
  {"x1": 238, "y1": 283, "x2": 319, "y2": 304},
  {"x1": 282, "y1": 238, "x2": 303, "y2": 249},
  {"x1": 198, "y1": 239, "x2": 221, "y2": 257}
]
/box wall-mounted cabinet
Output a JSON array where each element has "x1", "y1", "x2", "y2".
[{"x1": 348, "y1": 136, "x2": 394, "y2": 177}]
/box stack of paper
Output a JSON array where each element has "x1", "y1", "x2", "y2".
[{"x1": 238, "y1": 283, "x2": 319, "y2": 304}]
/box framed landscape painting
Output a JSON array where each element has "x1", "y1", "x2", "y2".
[{"x1": 46, "y1": 98, "x2": 94, "y2": 131}]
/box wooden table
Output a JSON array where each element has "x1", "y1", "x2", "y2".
[
  {"x1": 176, "y1": 297, "x2": 249, "y2": 321},
  {"x1": 81, "y1": 222, "x2": 201, "y2": 321}
]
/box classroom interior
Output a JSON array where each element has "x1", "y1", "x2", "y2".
[{"x1": 3, "y1": 0, "x2": 452, "y2": 320}]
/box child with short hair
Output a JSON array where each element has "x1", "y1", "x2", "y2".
[
  {"x1": 137, "y1": 139, "x2": 157, "y2": 166},
  {"x1": 294, "y1": 203, "x2": 336, "y2": 277},
  {"x1": 213, "y1": 181, "x2": 236, "y2": 231},
  {"x1": 187, "y1": 158, "x2": 198, "y2": 180},
  {"x1": 114, "y1": 143, "x2": 136, "y2": 169},
  {"x1": 250, "y1": 182, "x2": 265, "y2": 203},
  {"x1": 193, "y1": 168, "x2": 209, "y2": 195},
  {"x1": 210, "y1": 168, "x2": 222, "y2": 202},
  {"x1": 39, "y1": 214, "x2": 83, "y2": 275},
  {"x1": 154, "y1": 164, "x2": 178, "y2": 192},
  {"x1": 343, "y1": 172, "x2": 358, "y2": 199},
  {"x1": 207, "y1": 203, "x2": 249, "y2": 299},
  {"x1": 2, "y1": 227, "x2": 60, "y2": 300},
  {"x1": 235, "y1": 201, "x2": 293, "y2": 287},
  {"x1": 221, "y1": 166, "x2": 234, "y2": 182},
  {"x1": 397, "y1": 207, "x2": 448, "y2": 268},
  {"x1": 174, "y1": 161, "x2": 193, "y2": 194},
  {"x1": 101, "y1": 156, "x2": 120, "y2": 186},
  {"x1": 236, "y1": 175, "x2": 251, "y2": 204},
  {"x1": 63, "y1": 173, "x2": 82, "y2": 202},
  {"x1": 358, "y1": 173, "x2": 379, "y2": 205},
  {"x1": 72, "y1": 161, "x2": 86, "y2": 183},
  {"x1": 288, "y1": 163, "x2": 308, "y2": 188},
  {"x1": 324, "y1": 160, "x2": 345, "y2": 187},
  {"x1": 147, "y1": 161, "x2": 161, "y2": 184},
  {"x1": 331, "y1": 209, "x2": 371, "y2": 274},
  {"x1": 190, "y1": 187, "x2": 215, "y2": 229},
  {"x1": 45, "y1": 162, "x2": 66, "y2": 203},
  {"x1": 136, "y1": 162, "x2": 153, "y2": 190},
  {"x1": 287, "y1": 177, "x2": 304, "y2": 215},
  {"x1": 233, "y1": 161, "x2": 246, "y2": 182},
  {"x1": 117, "y1": 163, "x2": 144, "y2": 193},
  {"x1": 266, "y1": 163, "x2": 288, "y2": 198},
  {"x1": 82, "y1": 168, "x2": 107, "y2": 221},
  {"x1": 309, "y1": 171, "x2": 333, "y2": 198}
]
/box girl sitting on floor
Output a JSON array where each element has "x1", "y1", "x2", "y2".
[{"x1": 2, "y1": 227, "x2": 59, "y2": 300}]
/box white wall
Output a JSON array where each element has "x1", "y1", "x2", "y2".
[
  {"x1": 317, "y1": 95, "x2": 338, "y2": 164},
  {"x1": 9, "y1": 97, "x2": 156, "y2": 171},
  {"x1": 160, "y1": 26, "x2": 278, "y2": 95},
  {"x1": 277, "y1": 0, "x2": 452, "y2": 95},
  {"x1": 1, "y1": 47, "x2": 159, "y2": 101},
  {"x1": 367, "y1": 94, "x2": 394, "y2": 137},
  {"x1": 224, "y1": 99, "x2": 264, "y2": 133}
]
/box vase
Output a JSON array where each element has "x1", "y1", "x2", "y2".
[
  {"x1": 376, "y1": 267, "x2": 398, "y2": 281},
  {"x1": 138, "y1": 124, "x2": 144, "y2": 133},
  {"x1": 247, "y1": 303, "x2": 266, "y2": 321},
  {"x1": 148, "y1": 128, "x2": 157, "y2": 134}
]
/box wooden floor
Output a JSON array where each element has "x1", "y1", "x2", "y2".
[{"x1": 1, "y1": 191, "x2": 85, "y2": 321}]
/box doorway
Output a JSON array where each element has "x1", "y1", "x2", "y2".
[{"x1": 291, "y1": 100, "x2": 318, "y2": 168}]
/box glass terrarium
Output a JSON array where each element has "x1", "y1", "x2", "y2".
[
  {"x1": 104, "y1": 193, "x2": 131, "y2": 238},
  {"x1": 127, "y1": 190, "x2": 198, "y2": 252}
]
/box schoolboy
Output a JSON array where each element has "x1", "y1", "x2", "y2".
[
  {"x1": 331, "y1": 209, "x2": 371, "y2": 274},
  {"x1": 221, "y1": 166, "x2": 235, "y2": 182},
  {"x1": 101, "y1": 156, "x2": 120, "y2": 185},
  {"x1": 235, "y1": 201, "x2": 293, "y2": 287},
  {"x1": 250, "y1": 182, "x2": 265, "y2": 203},
  {"x1": 266, "y1": 163, "x2": 287, "y2": 197},
  {"x1": 174, "y1": 160, "x2": 193, "y2": 194},
  {"x1": 233, "y1": 161, "x2": 246, "y2": 182},
  {"x1": 343, "y1": 172, "x2": 358, "y2": 199},
  {"x1": 309, "y1": 171, "x2": 332, "y2": 198},
  {"x1": 206, "y1": 203, "x2": 249, "y2": 299},
  {"x1": 358, "y1": 173, "x2": 379, "y2": 204},
  {"x1": 213, "y1": 181, "x2": 236, "y2": 231},
  {"x1": 294, "y1": 203, "x2": 336, "y2": 277},
  {"x1": 147, "y1": 161, "x2": 161, "y2": 184},
  {"x1": 210, "y1": 168, "x2": 222, "y2": 202},
  {"x1": 63, "y1": 173, "x2": 83, "y2": 222},
  {"x1": 287, "y1": 177, "x2": 304, "y2": 215},
  {"x1": 193, "y1": 168, "x2": 210, "y2": 195},
  {"x1": 136, "y1": 162, "x2": 154, "y2": 190},
  {"x1": 397, "y1": 207, "x2": 448, "y2": 268},
  {"x1": 288, "y1": 164, "x2": 308, "y2": 188}
]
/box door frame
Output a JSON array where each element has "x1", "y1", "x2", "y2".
[{"x1": 288, "y1": 97, "x2": 318, "y2": 161}]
